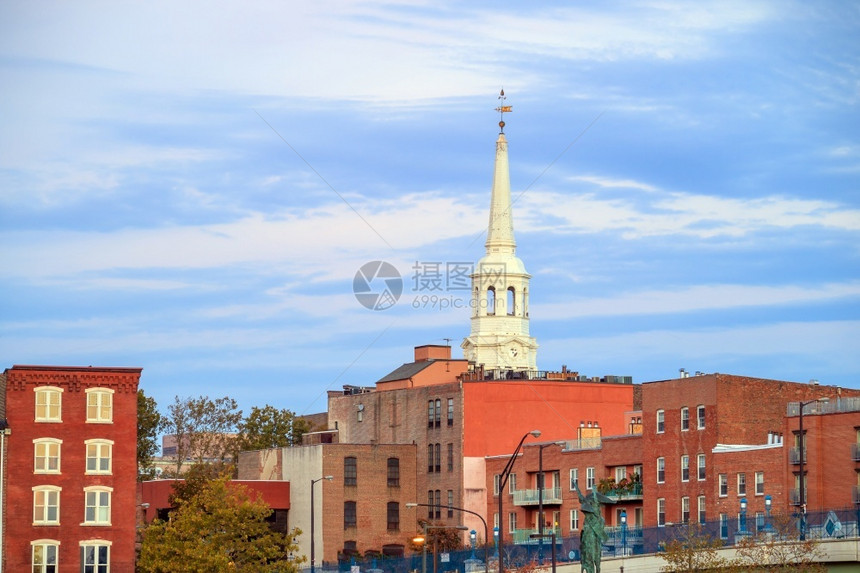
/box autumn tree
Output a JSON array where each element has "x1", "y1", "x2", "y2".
[
  {"x1": 138, "y1": 389, "x2": 165, "y2": 480},
  {"x1": 659, "y1": 523, "x2": 729, "y2": 572},
  {"x1": 162, "y1": 395, "x2": 243, "y2": 475},
  {"x1": 138, "y1": 476, "x2": 304, "y2": 573},
  {"x1": 239, "y1": 405, "x2": 313, "y2": 451},
  {"x1": 732, "y1": 511, "x2": 826, "y2": 572}
]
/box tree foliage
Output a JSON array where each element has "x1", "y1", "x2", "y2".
[
  {"x1": 659, "y1": 523, "x2": 728, "y2": 572},
  {"x1": 239, "y1": 405, "x2": 313, "y2": 451},
  {"x1": 138, "y1": 476, "x2": 304, "y2": 573},
  {"x1": 163, "y1": 395, "x2": 243, "y2": 475},
  {"x1": 732, "y1": 512, "x2": 826, "y2": 572},
  {"x1": 410, "y1": 519, "x2": 465, "y2": 553},
  {"x1": 138, "y1": 389, "x2": 166, "y2": 481}
]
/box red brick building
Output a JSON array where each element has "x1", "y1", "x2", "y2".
[{"x1": 0, "y1": 365, "x2": 141, "y2": 573}]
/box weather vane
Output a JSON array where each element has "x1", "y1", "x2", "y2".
[{"x1": 495, "y1": 89, "x2": 512, "y2": 133}]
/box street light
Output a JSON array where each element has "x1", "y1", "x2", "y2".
[
  {"x1": 310, "y1": 475, "x2": 333, "y2": 573},
  {"x1": 498, "y1": 430, "x2": 541, "y2": 573},
  {"x1": 470, "y1": 530, "x2": 477, "y2": 559},
  {"x1": 406, "y1": 502, "x2": 489, "y2": 573},
  {"x1": 739, "y1": 497, "x2": 747, "y2": 533},
  {"x1": 536, "y1": 441, "x2": 565, "y2": 565},
  {"x1": 797, "y1": 397, "x2": 828, "y2": 540},
  {"x1": 619, "y1": 509, "x2": 627, "y2": 573},
  {"x1": 765, "y1": 495, "x2": 772, "y2": 531}
]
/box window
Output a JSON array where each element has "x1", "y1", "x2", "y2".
[
  {"x1": 85, "y1": 440, "x2": 113, "y2": 475},
  {"x1": 428, "y1": 445, "x2": 435, "y2": 473},
  {"x1": 344, "y1": 501, "x2": 357, "y2": 529},
  {"x1": 569, "y1": 468, "x2": 579, "y2": 490},
  {"x1": 657, "y1": 458, "x2": 665, "y2": 483},
  {"x1": 494, "y1": 513, "x2": 499, "y2": 529},
  {"x1": 507, "y1": 287, "x2": 515, "y2": 315},
  {"x1": 447, "y1": 490, "x2": 454, "y2": 518},
  {"x1": 656, "y1": 410, "x2": 665, "y2": 433},
  {"x1": 428, "y1": 400, "x2": 435, "y2": 428},
  {"x1": 719, "y1": 514, "x2": 728, "y2": 539},
  {"x1": 447, "y1": 443, "x2": 454, "y2": 472},
  {"x1": 387, "y1": 502, "x2": 399, "y2": 531},
  {"x1": 586, "y1": 467, "x2": 595, "y2": 490},
  {"x1": 697, "y1": 454, "x2": 706, "y2": 481},
  {"x1": 737, "y1": 473, "x2": 746, "y2": 496},
  {"x1": 84, "y1": 487, "x2": 112, "y2": 525},
  {"x1": 387, "y1": 458, "x2": 400, "y2": 487},
  {"x1": 697, "y1": 405, "x2": 705, "y2": 429},
  {"x1": 33, "y1": 486, "x2": 61, "y2": 525},
  {"x1": 434, "y1": 443, "x2": 441, "y2": 473},
  {"x1": 434, "y1": 490, "x2": 442, "y2": 519},
  {"x1": 34, "y1": 438, "x2": 62, "y2": 473},
  {"x1": 85, "y1": 388, "x2": 113, "y2": 423},
  {"x1": 80, "y1": 542, "x2": 110, "y2": 573},
  {"x1": 681, "y1": 497, "x2": 690, "y2": 524},
  {"x1": 487, "y1": 287, "x2": 496, "y2": 315},
  {"x1": 615, "y1": 466, "x2": 627, "y2": 483},
  {"x1": 494, "y1": 474, "x2": 501, "y2": 495},
  {"x1": 35, "y1": 387, "x2": 62, "y2": 422},
  {"x1": 509, "y1": 473, "x2": 517, "y2": 494},
  {"x1": 508, "y1": 512, "x2": 517, "y2": 533},
  {"x1": 657, "y1": 498, "x2": 666, "y2": 526},
  {"x1": 681, "y1": 455, "x2": 689, "y2": 482},
  {"x1": 698, "y1": 495, "x2": 706, "y2": 524},
  {"x1": 31, "y1": 540, "x2": 58, "y2": 573},
  {"x1": 344, "y1": 457, "x2": 357, "y2": 486},
  {"x1": 428, "y1": 491, "x2": 435, "y2": 519},
  {"x1": 719, "y1": 474, "x2": 728, "y2": 497},
  {"x1": 681, "y1": 407, "x2": 689, "y2": 431},
  {"x1": 447, "y1": 398, "x2": 454, "y2": 426},
  {"x1": 755, "y1": 471, "x2": 764, "y2": 495},
  {"x1": 434, "y1": 399, "x2": 441, "y2": 427},
  {"x1": 570, "y1": 509, "x2": 579, "y2": 531}
]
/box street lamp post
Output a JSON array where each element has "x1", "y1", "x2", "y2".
[
  {"x1": 528, "y1": 532, "x2": 557, "y2": 573},
  {"x1": 797, "y1": 397, "x2": 828, "y2": 541},
  {"x1": 470, "y1": 530, "x2": 477, "y2": 559},
  {"x1": 739, "y1": 497, "x2": 747, "y2": 533},
  {"x1": 310, "y1": 475, "x2": 333, "y2": 573},
  {"x1": 764, "y1": 495, "x2": 772, "y2": 531},
  {"x1": 498, "y1": 430, "x2": 541, "y2": 573},
  {"x1": 406, "y1": 502, "x2": 489, "y2": 573},
  {"x1": 620, "y1": 509, "x2": 627, "y2": 573},
  {"x1": 493, "y1": 527, "x2": 499, "y2": 559}
]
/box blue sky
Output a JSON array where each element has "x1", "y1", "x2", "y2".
[{"x1": 2, "y1": 1, "x2": 858, "y2": 417}]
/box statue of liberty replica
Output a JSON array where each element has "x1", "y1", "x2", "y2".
[{"x1": 573, "y1": 481, "x2": 616, "y2": 573}]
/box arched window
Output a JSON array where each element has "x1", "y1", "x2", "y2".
[
  {"x1": 524, "y1": 288, "x2": 529, "y2": 317},
  {"x1": 487, "y1": 287, "x2": 496, "y2": 315},
  {"x1": 507, "y1": 287, "x2": 516, "y2": 315}
]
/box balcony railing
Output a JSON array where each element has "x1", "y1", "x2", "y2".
[
  {"x1": 789, "y1": 447, "x2": 806, "y2": 465},
  {"x1": 852, "y1": 443, "x2": 860, "y2": 462},
  {"x1": 604, "y1": 482, "x2": 643, "y2": 500},
  {"x1": 789, "y1": 487, "x2": 807, "y2": 506},
  {"x1": 853, "y1": 486, "x2": 860, "y2": 504},
  {"x1": 513, "y1": 487, "x2": 563, "y2": 506},
  {"x1": 512, "y1": 526, "x2": 563, "y2": 544}
]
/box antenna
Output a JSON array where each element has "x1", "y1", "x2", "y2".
[{"x1": 443, "y1": 338, "x2": 452, "y2": 347}]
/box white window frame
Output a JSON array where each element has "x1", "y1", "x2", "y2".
[
  {"x1": 657, "y1": 457, "x2": 665, "y2": 484},
  {"x1": 85, "y1": 440, "x2": 113, "y2": 475},
  {"x1": 84, "y1": 487, "x2": 112, "y2": 525},
  {"x1": 697, "y1": 405, "x2": 706, "y2": 429},
  {"x1": 681, "y1": 496, "x2": 690, "y2": 524},
  {"x1": 494, "y1": 474, "x2": 500, "y2": 495},
  {"x1": 657, "y1": 498, "x2": 666, "y2": 527},
  {"x1": 570, "y1": 509, "x2": 579, "y2": 531},
  {"x1": 755, "y1": 471, "x2": 765, "y2": 495},
  {"x1": 680, "y1": 407, "x2": 689, "y2": 431},
  {"x1": 33, "y1": 485, "x2": 61, "y2": 525},
  {"x1": 509, "y1": 473, "x2": 517, "y2": 494},
  {"x1": 35, "y1": 387, "x2": 63, "y2": 422},
  {"x1": 697, "y1": 495, "x2": 706, "y2": 523},
  {"x1": 569, "y1": 468, "x2": 579, "y2": 490},
  {"x1": 681, "y1": 455, "x2": 690, "y2": 482},
  {"x1": 719, "y1": 473, "x2": 728, "y2": 496},
  {"x1": 656, "y1": 410, "x2": 665, "y2": 433},
  {"x1": 697, "y1": 454, "x2": 706, "y2": 481},
  {"x1": 737, "y1": 472, "x2": 746, "y2": 496},
  {"x1": 85, "y1": 388, "x2": 114, "y2": 423},
  {"x1": 34, "y1": 438, "x2": 62, "y2": 474},
  {"x1": 586, "y1": 467, "x2": 595, "y2": 490},
  {"x1": 615, "y1": 466, "x2": 626, "y2": 483},
  {"x1": 31, "y1": 539, "x2": 59, "y2": 573},
  {"x1": 80, "y1": 540, "x2": 111, "y2": 573},
  {"x1": 508, "y1": 511, "x2": 517, "y2": 533}
]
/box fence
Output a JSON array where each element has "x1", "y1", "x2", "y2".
[{"x1": 316, "y1": 506, "x2": 860, "y2": 573}]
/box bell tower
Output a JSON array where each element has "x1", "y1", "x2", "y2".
[{"x1": 461, "y1": 91, "x2": 538, "y2": 372}]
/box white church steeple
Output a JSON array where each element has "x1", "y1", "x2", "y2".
[{"x1": 461, "y1": 91, "x2": 538, "y2": 372}]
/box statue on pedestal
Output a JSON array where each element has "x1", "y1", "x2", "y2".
[{"x1": 573, "y1": 481, "x2": 616, "y2": 573}]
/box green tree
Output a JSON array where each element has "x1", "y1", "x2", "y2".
[
  {"x1": 239, "y1": 405, "x2": 313, "y2": 451},
  {"x1": 163, "y1": 395, "x2": 243, "y2": 475},
  {"x1": 138, "y1": 389, "x2": 165, "y2": 481},
  {"x1": 138, "y1": 476, "x2": 304, "y2": 573}
]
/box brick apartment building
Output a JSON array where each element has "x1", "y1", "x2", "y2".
[{"x1": 0, "y1": 365, "x2": 141, "y2": 573}]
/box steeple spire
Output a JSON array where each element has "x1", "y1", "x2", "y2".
[{"x1": 461, "y1": 92, "x2": 538, "y2": 372}]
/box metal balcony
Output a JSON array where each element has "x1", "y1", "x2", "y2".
[
  {"x1": 512, "y1": 526, "x2": 563, "y2": 544},
  {"x1": 512, "y1": 487, "x2": 563, "y2": 506},
  {"x1": 852, "y1": 443, "x2": 860, "y2": 462},
  {"x1": 789, "y1": 447, "x2": 806, "y2": 465},
  {"x1": 604, "y1": 482, "x2": 643, "y2": 500}
]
